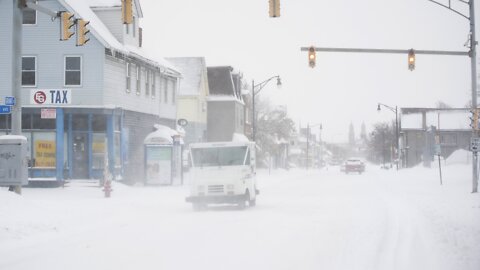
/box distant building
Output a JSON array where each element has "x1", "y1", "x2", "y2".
[
  {"x1": 400, "y1": 108, "x2": 471, "y2": 168},
  {"x1": 0, "y1": 0, "x2": 181, "y2": 183},
  {"x1": 167, "y1": 57, "x2": 209, "y2": 145},
  {"x1": 206, "y1": 66, "x2": 245, "y2": 142}
]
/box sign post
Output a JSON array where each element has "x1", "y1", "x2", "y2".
[{"x1": 435, "y1": 135, "x2": 442, "y2": 185}]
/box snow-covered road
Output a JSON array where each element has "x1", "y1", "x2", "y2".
[{"x1": 1, "y1": 165, "x2": 479, "y2": 270}]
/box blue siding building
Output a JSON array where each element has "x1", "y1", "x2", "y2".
[{"x1": 0, "y1": 0, "x2": 181, "y2": 183}]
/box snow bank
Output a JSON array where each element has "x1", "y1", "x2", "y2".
[{"x1": 446, "y1": 149, "x2": 471, "y2": 165}]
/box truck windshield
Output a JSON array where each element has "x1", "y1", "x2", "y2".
[{"x1": 191, "y1": 146, "x2": 248, "y2": 167}]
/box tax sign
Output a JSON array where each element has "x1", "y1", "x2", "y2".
[{"x1": 30, "y1": 89, "x2": 71, "y2": 105}]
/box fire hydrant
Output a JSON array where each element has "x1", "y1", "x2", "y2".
[{"x1": 103, "y1": 179, "x2": 112, "y2": 198}]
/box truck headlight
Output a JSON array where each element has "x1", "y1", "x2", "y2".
[{"x1": 226, "y1": 184, "x2": 234, "y2": 190}]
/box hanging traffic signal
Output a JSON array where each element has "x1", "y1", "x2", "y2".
[
  {"x1": 122, "y1": 0, "x2": 133, "y2": 24},
  {"x1": 269, "y1": 0, "x2": 280, "y2": 18},
  {"x1": 408, "y1": 49, "x2": 415, "y2": 71},
  {"x1": 60, "y1": 12, "x2": 75, "y2": 41},
  {"x1": 76, "y1": 19, "x2": 90, "y2": 46},
  {"x1": 308, "y1": 46, "x2": 316, "y2": 68}
]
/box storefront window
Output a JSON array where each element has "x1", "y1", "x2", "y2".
[
  {"x1": 93, "y1": 115, "x2": 106, "y2": 132},
  {"x1": 32, "y1": 132, "x2": 56, "y2": 168},
  {"x1": 22, "y1": 113, "x2": 32, "y2": 129},
  {"x1": 92, "y1": 133, "x2": 106, "y2": 169},
  {"x1": 0, "y1": 115, "x2": 9, "y2": 130},
  {"x1": 32, "y1": 114, "x2": 55, "y2": 129},
  {"x1": 72, "y1": 115, "x2": 88, "y2": 131}
]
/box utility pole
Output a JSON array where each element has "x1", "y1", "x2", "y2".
[
  {"x1": 11, "y1": 0, "x2": 23, "y2": 136},
  {"x1": 6, "y1": 0, "x2": 24, "y2": 194}
]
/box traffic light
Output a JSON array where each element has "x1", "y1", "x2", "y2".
[
  {"x1": 408, "y1": 49, "x2": 415, "y2": 71},
  {"x1": 470, "y1": 109, "x2": 479, "y2": 130},
  {"x1": 308, "y1": 46, "x2": 316, "y2": 68},
  {"x1": 76, "y1": 19, "x2": 90, "y2": 46},
  {"x1": 60, "y1": 12, "x2": 75, "y2": 41},
  {"x1": 269, "y1": 0, "x2": 280, "y2": 18},
  {"x1": 122, "y1": 0, "x2": 133, "y2": 24}
]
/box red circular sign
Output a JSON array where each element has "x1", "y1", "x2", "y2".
[{"x1": 33, "y1": 91, "x2": 46, "y2": 104}]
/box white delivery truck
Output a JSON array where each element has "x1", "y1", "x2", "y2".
[{"x1": 185, "y1": 141, "x2": 258, "y2": 210}]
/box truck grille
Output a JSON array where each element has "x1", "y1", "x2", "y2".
[{"x1": 208, "y1": 185, "x2": 224, "y2": 194}]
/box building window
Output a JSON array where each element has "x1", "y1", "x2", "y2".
[
  {"x1": 151, "y1": 72, "x2": 156, "y2": 98},
  {"x1": 145, "y1": 70, "x2": 150, "y2": 96},
  {"x1": 22, "y1": 56, "x2": 36, "y2": 87},
  {"x1": 171, "y1": 80, "x2": 176, "y2": 105},
  {"x1": 440, "y1": 134, "x2": 457, "y2": 146},
  {"x1": 126, "y1": 63, "x2": 131, "y2": 93},
  {"x1": 23, "y1": 8, "x2": 36, "y2": 25},
  {"x1": 65, "y1": 56, "x2": 81, "y2": 86},
  {"x1": 159, "y1": 76, "x2": 166, "y2": 103},
  {"x1": 164, "y1": 78, "x2": 169, "y2": 104},
  {"x1": 136, "y1": 65, "x2": 141, "y2": 95},
  {"x1": 133, "y1": 16, "x2": 136, "y2": 37}
]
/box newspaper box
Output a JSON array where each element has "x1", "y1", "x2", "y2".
[{"x1": 0, "y1": 135, "x2": 28, "y2": 186}]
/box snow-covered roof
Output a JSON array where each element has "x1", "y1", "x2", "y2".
[
  {"x1": 83, "y1": 0, "x2": 143, "y2": 18},
  {"x1": 60, "y1": 0, "x2": 178, "y2": 76},
  {"x1": 206, "y1": 95, "x2": 245, "y2": 105},
  {"x1": 232, "y1": 133, "x2": 250, "y2": 142},
  {"x1": 166, "y1": 57, "x2": 207, "y2": 96},
  {"x1": 0, "y1": 135, "x2": 28, "y2": 143},
  {"x1": 144, "y1": 124, "x2": 180, "y2": 145}
]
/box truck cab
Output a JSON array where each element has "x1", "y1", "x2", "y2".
[{"x1": 185, "y1": 141, "x2": 258, "y2": 210}]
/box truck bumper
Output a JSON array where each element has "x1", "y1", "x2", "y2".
[{"x1": 186, "y1": 194, "x2": 245, "y2": 204}]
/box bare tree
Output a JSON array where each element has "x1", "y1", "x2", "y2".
[{"x1": 367, "y1": 122, "x2": 395, "y2": 166}]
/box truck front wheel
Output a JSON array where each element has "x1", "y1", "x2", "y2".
[
  {"x1": 193, "y1": 203, "x2": 207, "y2": 211},
  {"x1": 249, "y1": 198, "x2": 256, "y2": 207}
]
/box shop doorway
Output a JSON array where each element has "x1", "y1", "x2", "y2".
[{"x1": 73, "y1": 133, "x2": 89, "y2": 179}]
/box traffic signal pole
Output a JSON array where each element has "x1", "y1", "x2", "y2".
[
  {"x1": 468, "y1": 0, "x2": 478, "y2": 193},
  {"x1": 301, "y1": 0, "x2": 478, "y2": 193},
  {"x1": 300, "y1": 47, "x2": 468, "y2": 57}
]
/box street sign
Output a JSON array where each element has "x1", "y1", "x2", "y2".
[
  {"x1": 41, "y1": 108, "x2": 56, "y2": 119},
  {"x1": 4, "y1": 96, "x2": 15, "y2": 106},
  {"x1": 471, "y1": 138, "x2": 480, "y2": 152},
  {"x1": 0, "y1": 105, "x2": 11, "y2": 114}
]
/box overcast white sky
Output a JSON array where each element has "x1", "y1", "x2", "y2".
[{"x1": 140, "y1": 0, "x2": 478, "y2": 143}]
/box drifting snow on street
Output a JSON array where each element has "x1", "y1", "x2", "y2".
[{"x1": 1, "y1": 164, "x2": 479, "y2": 270}]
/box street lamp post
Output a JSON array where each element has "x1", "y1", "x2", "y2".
[
  {"x1": 251, "y1": 75, "x2": 281, "y2": 141},
  {"x1": 377, "y1": 103, "x2": 399, "y2": 170}
]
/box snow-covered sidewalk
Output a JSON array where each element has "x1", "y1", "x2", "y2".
[{"x1": 0, "y1": 164, "x2": 479, "y2": 270}]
